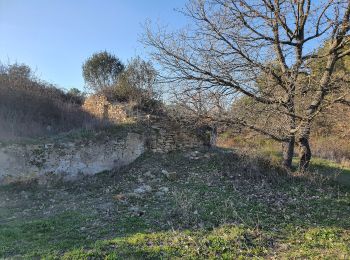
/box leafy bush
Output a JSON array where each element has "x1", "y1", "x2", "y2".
[
  {"x1": 82, "y1": 51, "x2": 124, "y2": 93},
  {"x1": 104, "y1": 57, "x2": 162, "y2": 113}
]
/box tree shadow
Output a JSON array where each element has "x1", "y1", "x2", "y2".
[
  {"x1": 0, "y1": 149, "x2": 349, "y2": 258},
  {"x1": 308, "y1": 159, "x2": 350, "y2": 187}
]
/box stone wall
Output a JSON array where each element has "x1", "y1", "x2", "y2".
[
  {"x1": 0, "y1": 96, "x2": 205, "y2": 185},
  {"x1": 0, "y1": 123, "x2": 202, "y2": 185},
  {"x1": 82, "y1": 94, "x2": 204, "y2": 153},
  {"x1": 82, "y1": 95, "x2": 131, "y2": 123},
  {"x1": 147, "y1": 118, "x2": 203, "y2": 153},
  {"x1": 0, "y1": 132, "x2": 145, "y2": 185}
]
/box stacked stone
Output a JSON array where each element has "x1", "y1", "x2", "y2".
[
  {"x1": 82, "y1": 94, "x2": 204, "y2": 153},
  {"x1": 107, "y1": 104, "x2": 128, "y2": 122},
  {"x1": 82, "y1": 95, "x2": 129, "y2": 123},
  {"x1": 82, "y1": 95, "x2": 108, "y2": 120},
  {"x1": 148, "y1": 120, "x2": 201, "y2": 153}
]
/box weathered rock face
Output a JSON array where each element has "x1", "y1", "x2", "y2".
[{"x1": 0, "y1": 132, "x2": 145, "y2": 185}]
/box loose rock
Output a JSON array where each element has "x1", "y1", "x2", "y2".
[
  {"x1": 155, "y1": 191, "x2": 165, "y2": 197},
  {"x1": 134, "y1": 185, "x2": 152, "y2": 194},
  {"x1": 161, "y1": 170, "x2": 178, "y2": 181},
  {"x1": 159, "y1": 187, "x2": 169, "y2": 193},
  {"x1": 144, "y1": 171, "x2": 155, "y2": 178}
]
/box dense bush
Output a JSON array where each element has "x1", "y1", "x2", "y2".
[
  {"x1": 96, "y1": 57, "x2": 162, "y2": 113},
  {"x1": 82, "y1": 51, "x2": 125, "y2": 93}
]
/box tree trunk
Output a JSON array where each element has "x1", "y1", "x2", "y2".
[
  {"x1": 298, "y1": 124, "x2": 312, "y2": 172},
  {"x1": 282, "y1": 135, "x2": 295, "y2": 169},
  {"x1": 299, "y1": 136, "x2": 311, "y2": 172},
  {"x1": 297, "y1": 48, "x2": 338, "y2": 172},
  {"x1": 282, "y1": 106, "x2": 296, "y2": 169}
]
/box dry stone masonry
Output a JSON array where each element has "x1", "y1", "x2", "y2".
[
  {"x1": 0, "y1": 132, "x2": 145, "y2": 185},
  {"x1": 147, "y1": 118, "x2": 203, "y2": 153},
  {"x1": 82, "y1": 95, "x2": 134, "y2": 123},
  {"x1": 0, "y1": 95, "x2": 205, "y2": 185},
  {"x1": 82, "y1": 94, "x2": 204, "y2": 153}
]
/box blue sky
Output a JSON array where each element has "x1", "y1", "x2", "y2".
[{"x1": 0, "y1": 0, "x2": 188, "y2": 90}]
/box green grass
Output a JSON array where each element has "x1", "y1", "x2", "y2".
[
  {"x1": 0, "y1": 211, "x2": 93, "y2": 257},
  {"x1": 62, "y1": 225, "x2": 269, "y2": 259},
  {"x1": 258, "y1": 144, "x2": 350, "y2": 187},
  {"x1": 0, "y1": 149, "x2": 349, "y2": 259},
  {"x1": 219, "y1": 133, "x2": 350, "y2": 186},
  {"x1": 308, "y1": 157, "x2": 350, "y2": 186}
]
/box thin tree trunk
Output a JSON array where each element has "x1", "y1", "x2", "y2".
[
  {"x1": 282, "y1": 135, "x2": 295, "y2": 169},
  {"x1": 299, "y1": 124, "x2": 312, "y2": 172},
  {"x1": 299, "y1": 136, "x2": 311, "y2": 172}
]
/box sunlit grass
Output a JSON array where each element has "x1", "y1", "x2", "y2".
[{"x1": 1, "y1": 149, "x2": 349, "y2": 258}]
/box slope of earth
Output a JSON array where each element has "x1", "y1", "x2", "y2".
[{"x1": 0, "y1": 149, "x2": 349, "y2": 259}]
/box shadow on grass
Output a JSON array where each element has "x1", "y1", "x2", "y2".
[
  {"x1": 0, "y1": 149, "x2": 349, "y2": 259},
  {"x1": 309, "y1": 158, "x2": 350, "y2": 187},
  {"x1": 260, "y1": 148, "x2": 350, "y2": 187}
]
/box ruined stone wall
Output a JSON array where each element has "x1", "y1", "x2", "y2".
[
  {"x1": 0, "y1": 124, "x2": 201, "y2": 185},
  {"x1": 147, "y1": 118, "x2": 203, "y2": 153},
  {"x1": 0, "y1": 132, "x2": 145, "y2": 185},
  {"x1": 82, "y1": 95, "x2": 203, "y2": 153},
  {"x1": 0, "y1": 96, "x2": 205, "y2": 185},
  {"x1": 82, "y1": 95, "x2": 130, "y2": 123}
]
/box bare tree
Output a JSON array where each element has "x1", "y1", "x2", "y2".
[{"x1": 144, "y1": 0, "x2": 350, "y2": 171}]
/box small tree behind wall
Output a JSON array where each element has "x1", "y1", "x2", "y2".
[{"x1": 82, "y1": 51, "x2": 125, "y2": 93}]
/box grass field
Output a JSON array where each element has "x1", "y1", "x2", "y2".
[{"x1": 1, "y1": 149, "x2": 349, "y2": 259}]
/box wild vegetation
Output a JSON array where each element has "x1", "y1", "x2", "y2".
[
  {"x1": 1, "y1": 149, "x2": 349, "y2": 259},
  {"x1": 0, "y1": 63, "x2": 91, "y2": 140},
  {"x1": 82, "y1": 51, "x2": 125, "y2": 94},
  {"x1": 1, "y1": 0, "x2": 350, "y2": 259},
  {"x1": 0, "y1": 54, "x2": 160, "y2": 141},
  {"x1": 82, "y1": 53, "x2": 161, "y2": 113}
]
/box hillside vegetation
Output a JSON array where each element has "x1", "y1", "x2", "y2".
[
  {"x1": 1, "y1": 149, "x2": 349, "y2": 259},
  {"x1": 0, "y1": 63, "x2": 94, "y2": 140},
  {"x1": 2, "y1": 1, "x2": 350, "y2": 259},
  {"x1": 0, "y1": 59, "x2": 160, "y2": 141}
]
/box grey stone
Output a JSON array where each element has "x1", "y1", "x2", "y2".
[
  {"x1": 0, "y1": 132, "x2": 145, "y2": 185},
  {"x1": 161, "y1": 169, "x2": 169, "y2": 175},
  {"x1": 155, "y1": 191, "x2": 165, "y2": 197},
  {"x1": 162, "y1": 170, "x2": 178, "y2": 181},
  {"x1": 159, "y1": 187, "x2": 169, "y2": 193},
  {"x1": 129, "y1": 206, "x2": 140, "y2": 212},
  {"x1": 144, "y1": 171, "x2": 155, "y2": 178},
  {"x1": 134, "y1": 185, "x2": 152, "y2": 194}
]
